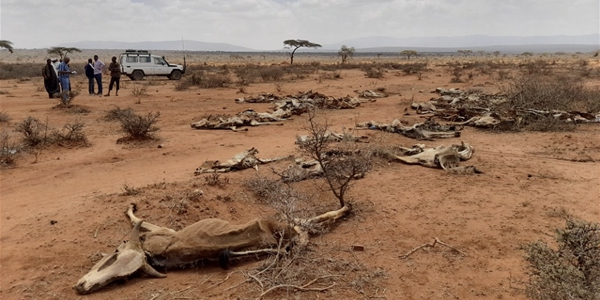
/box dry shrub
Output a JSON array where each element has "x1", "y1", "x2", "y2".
[
  {"x1": 66, "y1": 105, "x2": 91, "y2": 115},
  {"x1": 245, "y1": 176, "x2": 283, "y2": 202},
  {"x1": 449, "y1": 66, "x2": 464, "y2": 83},
  {"x1": 201, "y1": 72, "x2": 232, "y2": 88},
  {"x1": 204, "y1": 172, "x2": 230, "y2": 187},
  {"x1": 234, "y1": 65, "x2": 261, "y2": 85},
  {"x1": 286, "y1": 63, "x2": 319, "y2": 80},
  {"x1": 178, "y1": 71, "x2": 231, "y2": 88},
  {"x1": 236, "y1": 239, "x2": 386, "y2": 299},
  {"x1": 495, "y1": 69, "x2": 512, "y2": 81},
  {"x1": 240, "y1": 150, "x2": 380, "y2": 298},
  {"x1": 523, "y1": 218, "x2": 600, "y2": 300},
  {"x1": 174, "y1": 80, "x2": 193, "y2": 91},
  {"x1": 497, "y1": 74, "x2": 600, "y2": 131},
  {"x1": 15, "y1": 116, "x2": 88, "y2": 148},
  {"x1": 298, "y1": 110, "x2": 372, "y2": 208},
  {"x1": 234, "y1": 65, "x2": 286, "y2": 84},
  {"x1": 117, "y1": 111, "x2": 160, "y2": 140},
  {"x1": 0, "y1": 131, "x2": 21, "y2": 166},
  {"x1": 104, "y1": 106, "x2": 135, "y2": 121},
  {"x1": 397, "y1": 62, "x2": 427, "y2": 75},
  {"x1": 245, "y1": 175, "x2": 314, "y2": 224},
  {"x1": 121, "y1": 183, "x2": 141, "y2": 196},
  {"x1": 523, "y1": 114, "x2": 577, "y2": 132},
  {"x1": 259, "y1": 66, "x2": 285, "y2": 82},
  {"x1": 130, "y1": 84, "x2": 148, "y2": 97},
  {"x1": 0, "y1": 63, "x2": 44, "y2": 80},
  {"x1": 54, "y1": 119, "x2": 88, "y2": 146},
  {"x1": 0, "y1": 111, "x2": 11, "y2": 123},
  {"x1": 521, "y1": 59, "x2": 552, "y2": 75},
  {"x1": 318, "y1": 71, "x2": 342, "y2": 82},
  {"x1": 15, "y1": 116, "x2": 47, "y2": 147},
  {"x1": 362, "y1": 67, "x2": 384, "y2": 79}
]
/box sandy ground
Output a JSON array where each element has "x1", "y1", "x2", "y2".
[{"x1": 1, "y1": 58, "x2": 599, "y2": 299}]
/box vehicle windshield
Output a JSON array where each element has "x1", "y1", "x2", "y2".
[{"x1": 154, "y1": 57, "x2": 167, "y2": 65}]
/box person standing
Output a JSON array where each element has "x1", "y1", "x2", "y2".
[
  {"x1": 56, "y1": 57, "x2": 73, "y2": 105},
  {"x1": 84, "y1": 58, "x2": 95, "y2": 95},
  {"x1": 105, "y1": 56, "x2": 121, "y2": 96},
  {"x1": 93, "y1": 55, "x2": 105, "y2": 95},
  {"x1": 42, "y1": 59, "x2": 60, "y2": 98}
]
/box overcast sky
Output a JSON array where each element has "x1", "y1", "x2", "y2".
[{"x1": 1, "y1": 0, "x2": 598, "y2": 50}]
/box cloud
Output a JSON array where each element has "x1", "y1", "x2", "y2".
[{"x1": 1, "y1": 0, "x2": 598, "y2": 49}]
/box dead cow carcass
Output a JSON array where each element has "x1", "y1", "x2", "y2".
[
  {"x1": 356, "y1": 118, "x2": 461, "y2": 140},
  {"x1": 382, "y1": 142, "x2": 481, "y2": 173},
  {"x1": 74, "y1": 203, "x2": 352, "y2": 294},
  {"x1": 194, "y1": 147, "x2": 288, "y2": 174}
]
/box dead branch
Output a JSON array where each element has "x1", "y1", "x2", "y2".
[
  {"x1": 247, "y1": 272, "x2": 264, "y2": 289},
  {"x1": 399, "y1": 237, "x2": 467, "y2": 259},
  {"x1": 224, "y1": 278, "x2": 251, "y2": 292},
  {"x1": 256, "y1": 276, "x2": 336, "y2": 300},
  {"x1": 206, "y1": 271, "x2": 236, "y2": 290}
]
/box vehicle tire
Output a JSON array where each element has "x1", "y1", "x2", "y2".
[
  {"x1": 131, "y1": 70, "x2": 144, "y2": 81},
  {"x1": 169, "y1": 70, "x2": 182, "y2": 80}
]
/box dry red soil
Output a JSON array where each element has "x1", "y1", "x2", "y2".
[{"x1": 1, "y1": 58, "x2": 599, "y2": 300}]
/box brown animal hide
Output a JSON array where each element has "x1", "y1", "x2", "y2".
[{"x1": 142, "y1": 218, "x2": 295, "y2": 267}]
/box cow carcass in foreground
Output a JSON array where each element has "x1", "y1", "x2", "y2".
[{"x1": 74, "y1": 203, "x2": 352, "y2": 294}]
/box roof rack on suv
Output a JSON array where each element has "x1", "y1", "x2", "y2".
[{"x1": 124, "y1": 50, "x2": 150, "y2": 54}]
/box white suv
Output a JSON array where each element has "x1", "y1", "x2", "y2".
[{"x1": 119, "y1": 50, "x2": 185, "y2": 80}]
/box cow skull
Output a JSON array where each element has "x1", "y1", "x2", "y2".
[{"x1": 74, "y1": 220, "x2": 165, "y2": 294}]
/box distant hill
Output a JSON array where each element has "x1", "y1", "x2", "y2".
[
  {"x1": 60, "y1": 40, "x2": 254, "y2": 51},
  {"x1": 60, "y1": 34, "x2": 599, "y2": 53},
  {"x1": 323, "y1": 34, "x2": 600, "y2": 50},
  {"x1": 352, "y1": 44, "x2": 599, "y2": 54}
]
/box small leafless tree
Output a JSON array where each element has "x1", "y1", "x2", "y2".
[{"x1": 297, "y1": 109, "x2": 371, "y2": 208}]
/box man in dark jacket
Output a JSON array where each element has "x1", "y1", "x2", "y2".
[
  {"x1": 42, "y1": 59, "x2": 60, "y2": 98},
  {"x1": 105, "y1": 56, "x2": 121, "y2": 96},
  {"x1": 84, "y1": 58, "x2": 95, "y2": 95}
]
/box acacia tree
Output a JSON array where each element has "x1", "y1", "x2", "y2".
[
  {"x1": 47, "y1": 46, "x2": 82, "y2": 59},
  {"x1": 337, "y1": 45, "x2": 355, "y2": 63},
  {"x1": 0, "y1": 40, "x2": 14, "y2": 53},
  {"x1": 400, "y1": 50, "x2": 418, "y2": 60},
  {"x1": 283, "y1": 39, "x2": 321, "y2": 65},
  {"x1": 458, "y1": 49, "x2": 473, "y2": 56}
]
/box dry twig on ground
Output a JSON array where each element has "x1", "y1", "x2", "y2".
[{"x1": 399, "y1": 237, "x2": 467, "y2": 259}]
